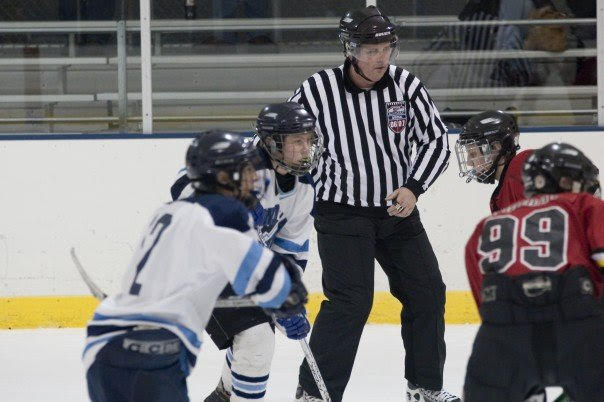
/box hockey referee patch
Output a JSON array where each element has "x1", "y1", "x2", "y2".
[{"x1": 386, "y1": 101, "x2": 407, "y2": 134}]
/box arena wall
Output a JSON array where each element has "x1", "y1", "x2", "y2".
[{"x1": 1, "y1": 130, "x2": 602, "y2": 327}]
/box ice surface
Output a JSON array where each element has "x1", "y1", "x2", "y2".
[{"x1": 0, "y1": 325, "x2": 563, "y2": 401}]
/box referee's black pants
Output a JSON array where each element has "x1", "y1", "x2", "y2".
[{"x1": 299, "y1": 203, "x2": 446, "y2": 401}]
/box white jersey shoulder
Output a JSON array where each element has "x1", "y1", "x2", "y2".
[
  {"x1": 171, "y1": 158, "x2": 315, "y2": 269},
  {"x1": 83, "y1": 196, "x2": 290, "y2": 371}
]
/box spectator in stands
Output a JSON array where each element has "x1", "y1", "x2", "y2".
[
  {"x1": 492, "y1": 0, "x2": 572, "y2": 87},
  {"x1": 427, "y1": 0, "x2": 576, "y2": 88}
]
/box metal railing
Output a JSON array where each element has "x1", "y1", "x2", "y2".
[
  {"x1": 0, "y1": 16, "x2": 600, "y2": 131},
  {"x1": 0, "y1": 49, "x2": 595, "y2": 71},
  {"x1": 0, "y1": 16, "x2": 596, "y2": 33}
]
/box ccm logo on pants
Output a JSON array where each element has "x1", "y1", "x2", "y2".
[{"x1": 122, "y1": 338, "x2": 180, "y2": 355}]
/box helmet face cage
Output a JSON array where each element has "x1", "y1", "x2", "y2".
[
  {"x1": 263, "y1": 129, "x2": 324, "y2": 176},
  {"x1": 455, "y1": 137, "x2": 499, "y2": 183},
  {"x1": 458, "y1": 110, "x2": 520, "y2": 164}
]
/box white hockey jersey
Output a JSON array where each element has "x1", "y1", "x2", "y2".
[
  {"x1": 83, "y1": 195, "x2": 292, "y2": 372},
  {"x1": 250, "y1": 169, "x2": 315, "y2": 270},
  {"x1": 171, "y1": 149, "x2": 315, "y2": 271}
]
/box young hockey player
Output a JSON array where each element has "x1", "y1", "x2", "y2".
[
  {"x1": 455, "y1": 110, "x2": 534, "y2": 212},
  {"x1": 463, "y1": 142, "x2": 603, "y2": 402},
  {"x1": 456, "y1": 110, "x2": 549, "y2": 401},
  {"x1": 83, "y1": 131, "x2": 308, "y2": 402},
  {"x1": 171, "y1": 102, "x2": 323, "y2": 401}
]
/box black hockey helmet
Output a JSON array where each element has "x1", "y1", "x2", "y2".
[
  {"x1": 339, "y1": 6, "x2": 397, "y2": 46},
  {"x1": 522, "y1": 142, "x2": 600, "y2": 197},
  {"x1": 256, "y1": 102, "x2": 323, "y2": 176},
  {"x1": 455, "y1": 110, "x2": 520, "y2": 184},
  {"x1": 186, "y1": 130, "x2": 267, "y2": 207},
  {"x1": 339, "y1": 6, "x2": 398, "y2": 67}
]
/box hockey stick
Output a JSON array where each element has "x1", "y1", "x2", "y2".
[
  {"x1": 70, "y1": 247, "x2": 256, "y2": 308},
  {"x1": 300, "y1": 338, "x2": 331, "y2": 402},
  {"x1": 72, "y1": 249, "x2": 328, "y2": 398},
  {"x1": 70, "y1": 247, "x2": 107, "y2": 300},
  {"x1": 214, "y1": 298, "x2": 256, "y2": 308}
]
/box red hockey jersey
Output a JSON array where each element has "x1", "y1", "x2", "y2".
[
  {"x1": 466, "y1": 192, "x2": 604, "y2": 306},
  {"x1": 490, "y1": 149, "x2": 534, "y2": 212}
]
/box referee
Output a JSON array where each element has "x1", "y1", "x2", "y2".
[{"x1": 291, "y1": 6, "x2": 459, "y2": 402}]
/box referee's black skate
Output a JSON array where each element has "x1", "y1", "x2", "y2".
[
  {"x1": 406, "y1": 383, "x2": 460, "y2": 402},
  {"x1": 295, "y1": 384, "x2": 324, "y2": 401},
  {"x1": 204, "y1": 379, "x2": 230, "y2": 402}
]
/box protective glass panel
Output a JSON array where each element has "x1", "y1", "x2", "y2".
[
  {"x1": 0, "y1": 0, "x2": 598, "y2": 132},
  {"x1": 149, "y1": 0, "x2": 365, "y2": 132},
  {"x1": 378, "y1": 0, "x2": 597, "y2": 127},
  {"x1": 0, "y1": 0, "x2": 141, "y2": 133}
]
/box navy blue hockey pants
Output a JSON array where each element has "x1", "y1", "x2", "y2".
[{"x1": 86, "y1": 328, "x2": 189, "y2": 402}]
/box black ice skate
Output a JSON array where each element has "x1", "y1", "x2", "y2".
[
  {"x1": 406, "y1": 382, "x2": 461, "y2": 402},
  {"x1": 204, "y1": 379, "x2": 230, "y2": 402},
  {"x1": 295, "y1": 383, "x2": 324, "y2": 401}
]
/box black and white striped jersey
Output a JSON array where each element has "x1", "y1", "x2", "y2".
[{"x1": 289, "y1": 59, "x2": 450, "y2": 208}]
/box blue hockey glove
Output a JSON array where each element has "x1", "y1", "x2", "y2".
[{"x1": 275, "y1": 313, "x2": 310, "y2": 340}]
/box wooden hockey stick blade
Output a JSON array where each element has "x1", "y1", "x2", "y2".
[
  {"x1": 70, "y1": 248, "x2": 107, "y2": 301},
  {"x1": 300, "y1": 338, "x2": 331, "y2": 402}
]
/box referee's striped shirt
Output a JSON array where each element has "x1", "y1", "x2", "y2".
[{"x1": 289, "y1": 58, "x2": 450, "y2": 208}]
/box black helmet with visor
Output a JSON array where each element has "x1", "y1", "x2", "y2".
[
  {"x1": 256, "y1": 102, "x2": 323, "y2": 176},
  {"x1": 339, "y1": 6, "x2": 399, "y2": 79}
]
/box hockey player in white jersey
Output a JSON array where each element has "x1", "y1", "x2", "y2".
[
  {"x1": 83, "y1": 131, "x2": 308, "y2": 402},
  {"x1": 170, "y1": 102, "x2": 323, "y2": 401}
]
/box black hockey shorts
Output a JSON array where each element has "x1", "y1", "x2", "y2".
[
  {"x1": 205, "y1": 284, "x2": 273, "y2": 350},
  {"x1": 464, "y1": 314, "x2": 604, "y2": 402},
  {"x1": 86, "y1": 328, "x2": 189, "y2": 402}
]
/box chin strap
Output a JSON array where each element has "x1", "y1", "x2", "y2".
[
  {"x1": 477, "y1": 166, "x2": 497, "y2": 184},
  {"x1": 351, "y1": 57, "x2": 377, "y2": 84}
]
